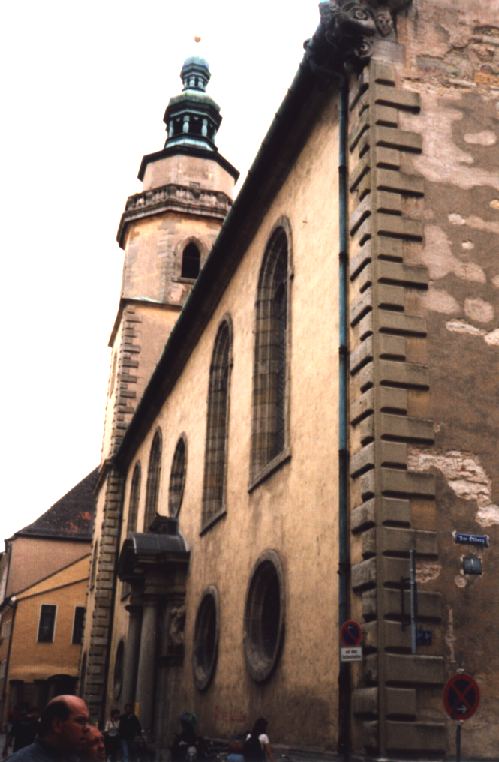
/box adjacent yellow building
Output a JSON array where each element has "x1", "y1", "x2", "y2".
[
  {"x1": 0, "y1": 470, "x2": 97, "y2": 724},
  {"x1": 4, "y1": 555, "x2": 89, "y2": 713}
]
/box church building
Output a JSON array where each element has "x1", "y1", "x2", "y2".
[{"x1": 82, "y1": 0, "x2": 499, "y2": 758}]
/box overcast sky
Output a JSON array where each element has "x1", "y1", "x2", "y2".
[{"x1": 0, "y1": 1, "x2": 320, "y2": 543}]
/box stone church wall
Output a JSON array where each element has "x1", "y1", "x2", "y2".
[{"x1": 111, "y1": 92, "x2": 343, "y2": 749}]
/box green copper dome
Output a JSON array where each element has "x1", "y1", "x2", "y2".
[{"x1": 162, "y1": 55, "x2": 221, "y2": 151}]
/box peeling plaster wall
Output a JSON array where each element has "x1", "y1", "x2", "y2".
[{"x1": 398, "y1": 1, "x2": 499, "y2": 755}]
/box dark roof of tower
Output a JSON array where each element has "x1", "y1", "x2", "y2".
[
  {"x1": 15, "y1": 468, "x2": 98, "y2": 541},
  {"x1": 181, "y1": 55, "x2": 209, "y2": 73}
]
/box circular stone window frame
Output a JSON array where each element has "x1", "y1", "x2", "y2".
[
  {"x1": 243, "y1": 549, "x2": 285, "y2": 683},
  {"x1": 192, "y1": 585, "x2": 220, "y2": 691}
]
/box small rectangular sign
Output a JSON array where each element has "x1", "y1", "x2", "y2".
[
  {"x1": 416, "y1": 628, "x2": 432, "y2": 646},
  {"x1": 453, "y1": 532, "x2": 489, "y2": 548},
  {"x1": 341, "y1": 646, "x2": 362, "y2": 663}
]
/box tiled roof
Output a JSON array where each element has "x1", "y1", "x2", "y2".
[{"x1": 16, "y1": 468, "x2": 99, "y2": 540}]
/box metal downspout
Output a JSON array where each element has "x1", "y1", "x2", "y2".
[{"x1": 337, "y1": 76, "x2": 350, "y2": 759}]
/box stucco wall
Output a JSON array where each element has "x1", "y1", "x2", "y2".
[
  {"x1": 142, "y1": 154, "x2": 235, "y2": 196},
  {"x1": 6, "y1": 538, "x2": 90, "y2": 598},
  {"x1": 122, "y1": 213, "x2": 223, "y2": 305},
  {"x1": 399, "y1": 0, "x2": 499, "y2": 756},
  {"x1": 9, "y1": 555, "x2": 89, "y2": 682},
  {"x1": 111, "y1": 92, "x2": 342, "y2": 749}
]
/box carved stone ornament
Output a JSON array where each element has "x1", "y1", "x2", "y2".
[
  {"x1": 304, "y1": 0, "x2": 412, "y2": 78},
  {"x1": 168, "y1": 605, "x2": 186, "y2": 648}
]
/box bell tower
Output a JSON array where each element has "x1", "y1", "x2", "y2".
[
  {"x1": 102, "y1": 54, "x2": 239, "y2": 461},
  {"x1": 84, "y1": 54, "x2": 238, "y2": 723}
]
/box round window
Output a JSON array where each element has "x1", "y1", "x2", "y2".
[
  {"x1": 244, "y1": 550, "x2": 285, "y2": 682},
  {"x1": 192, "y1": 586, "x2": 219, "y2": 691}
]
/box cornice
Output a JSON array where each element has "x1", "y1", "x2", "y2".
[{"x1": 117, "y1": 183, "x2": 233, "y2": 248}]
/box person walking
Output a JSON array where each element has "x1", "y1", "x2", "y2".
[
  {"x1": 3, "y1": 705, "x2": 38, "y2": 756},
  {"x1": 243, "y1": 718, "x2": 275, "y2": 762},
  {"x1": 104, "y1": 709, "x2": 121, "y2": 761},
  {"x1": 5, "y1": 695, "x2": 90, "y2": 761},
  {"x1": 119, "y1": 705, "x2": 142, "y2": 762}
]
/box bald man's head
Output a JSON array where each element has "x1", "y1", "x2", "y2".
[{"x1": 39, "y1": 695, "x2": 90, "y2": 753}]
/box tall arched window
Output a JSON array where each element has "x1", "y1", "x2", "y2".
[
  {"x1": 127, "y1": 463, "x2": 141, "y2": 534},
  {"x1": 169, "y1": 436, "x2": 187, "y2": 517},
  {"x1": 251, "y1": 225, "x2": 290, "y2": 481},
  {"x1": 202, "y1": 319, "x2": 232, "y2": 530},
  {"x1": 144, "y1": 428, "x2": 162, "y2": 531},
  {"x1": 181, "y1": 242, "x2": 201, "y2": 279}
]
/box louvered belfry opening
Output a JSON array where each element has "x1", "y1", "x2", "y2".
[{"x1": 181, "y1": 242, "x2": 201, "y2": 279}]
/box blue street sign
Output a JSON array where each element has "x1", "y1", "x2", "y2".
[
  {"x1": 453, "y1": 532, "x2": 489, "y2": 548},
  {"x1": 416, "y1": 628, "x2": 432, "y2": 646}
]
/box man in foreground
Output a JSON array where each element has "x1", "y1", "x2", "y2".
[{"x1": 7, "y1": 695, "x2": 90, "y2": 761}]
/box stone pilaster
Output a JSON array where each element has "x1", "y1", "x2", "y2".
[
  {"x1": 110, "y1": 305, "x2": 142, "y2": 456},
  {"x1": 84, "y1": 467, "x2": 124, "y2": 722},
  {"x1": 347, "y1": 60, "x2": 446, "y2": 757}
]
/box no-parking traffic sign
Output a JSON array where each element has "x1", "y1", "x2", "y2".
[
  {"x1": 340, "y1": 620, "x2": 363, "y2": 662},
  {"x1": 443, "y1": 673, "x2": 480, "y2": 721}
]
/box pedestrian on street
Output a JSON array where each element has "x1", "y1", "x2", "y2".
[
  {"x1": 119, "y1": 704, "x2": 142, "y2": 762},
  {"x1": 5, "y1": 694, "x2": 90, "y2": 761},
  {"x1": 104, "y1": 709, "x2": 121, "y2": 761},
  {"x1": 2, "y1": 704, "x2": 38, "y2": 756},
  {"x1": 243, "y1": 718, "x2": 275, "y2": 762}
]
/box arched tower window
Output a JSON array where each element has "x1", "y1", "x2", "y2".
[
  {"x1": 169, "y1": 437, "x2": 187, "y2": 517},
  {"x1": 251, "y1": 226, "x2": 290, "y2": 480},
  {"x1": 144, "y1": 429, "x2": 162, "y2": 531},
  {"x1": 127, "y1": 463, "x2": 141, "y2": 534},
  {"x1": 181, "y1": 242, "x2": 201, "y2": 279},
  {"x1": 202, "y1": 319, "x2": 232, "y2": 530}
]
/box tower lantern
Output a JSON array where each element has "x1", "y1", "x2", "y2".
[{"x1": 164, "y1": 56, "x2": 222, "y2": 151}]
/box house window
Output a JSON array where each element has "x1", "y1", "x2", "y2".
[
  {"x1": 72, "y1": 607, "x2": 85, "y2": 645},
  {"x1": 181, "y1": 243, "x2": 201, "y2": 279},
  {"x1": 192, "y1": 587, "x2": 219, "y2": 691},
  {"x1": 38, "y1": 605, "x2": 57, "y2": 643},
  {"x1": 127, "y1": 463, "x2": 141, "y2": 534},
  {"x1": 251, "y1": 225, "x2": 291, "y2": 482},
  {"x1": 168, "y1": 437, "x2": 187, "y2": 517},
  {"x1": 244, "y1": 550, "x2": 285, "y2": 682},
  {"x1": 144, "y1": 428, "x2": 162, "y2": 531},
  {"x1": 202, "y1": 319, "x2": 232, "y2": 530}
]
